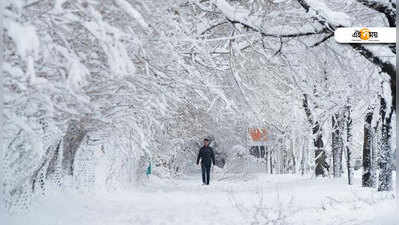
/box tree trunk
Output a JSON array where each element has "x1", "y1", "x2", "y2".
[
  {"x1": 31, "y1": 140, "x2": 62, "y2": 191},
  {"x1": 378, "y1": 96, "x2": 393, "y2": 191},
  {"x1": 62, "y1": 119, "x2": 88, "y2": 176},
  {"x1": 371, "y1": 120, "x2": 380, "y2": 187},
  {"x1": 264, "y1": 145, "x2": 269, "y2": 173},
  {"x1": 345, "y1": 104, "x2": 353, "y2": 185},
  {"x1": 282, "y1": 140, "x2": 287, "y2": 173},
  {"x1": 300, "y1": 137, "x2": 307, "y2": 175},
  {"x1": 31, "y1": 118, "x2": 88, "y2": 191},
  {"x1": 290, "y1": 138, "x2": 297, "y2": 174},
  {"x1": 332, "y1": 112, "x2": 344, "y2": 177},
  {"x1": 314, "y1": 135, "x2": 327, "y2": 177},
  {"x1": 303, "y1": 94, "x2": 328, "y2": 176},
  {"x1": 362, "y1": 107, "x2": 373, "y2": 187},
  {"x1": 270, "y1": 147, "x2": 273, "y2": 174}
]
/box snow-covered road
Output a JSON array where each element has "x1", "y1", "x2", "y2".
[{"x1": 2, "y1": 173, "x2": 396, "y2": 225}]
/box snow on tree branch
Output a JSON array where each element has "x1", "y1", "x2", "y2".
[
  {"x1": 114, "y1": 0, "x2": 150, "y2": 31},
  {"x1": 213, "y1": 0, "x2": 330, "y2": 38},
  {"x1": 355, "y1": 0, "x2": 396, "y2": 26}
]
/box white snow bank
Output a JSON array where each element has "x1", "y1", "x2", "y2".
[
  {"x1": 0, "y1": 188, "x2": 95, "y2": 225},
  {"x1": 1, "y1": 173, "x2": 395, "y2": 225}
]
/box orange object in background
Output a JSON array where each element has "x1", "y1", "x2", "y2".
[{"x1": 248, "y1": 128, "x2": 268, "y2": 142}]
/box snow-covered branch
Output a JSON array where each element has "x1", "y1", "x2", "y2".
[{"x1": 355, "y1": 0, "x2": 396, "y2": 26}]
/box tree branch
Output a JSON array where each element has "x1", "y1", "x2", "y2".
[
  {"x1": 310, "y1": 33, "x2": 334, "y2": 47},
  {"x1": 200, "y1": 21, "x2": 228, "y2": 35},
  {"x1": 350, "y1": 44, "x2": 396, "y2": 108},
  {"x1": 226, "y1": 19, "x2": 331, "y2": 38},
  {"x1": 295, "y1": 0, "x2": 396, "y2": 108},
  {"x1": 355, "y1": 0, "x2": 396, "y2": 27}
]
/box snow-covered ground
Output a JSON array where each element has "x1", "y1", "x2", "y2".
[{"x1": 1, "y1": 172, "x2": 396, "y2": 225}]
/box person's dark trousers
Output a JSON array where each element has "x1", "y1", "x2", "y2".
[{"x1": 201, "y1": 163, "x2": 211, "y2": 185}]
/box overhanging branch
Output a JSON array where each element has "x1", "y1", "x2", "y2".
[
  {"x1": 355, "y1": 0, "x2": 396, "y2": 27},
  {"x1": 350, "y1": 44, "x2": 396, "y2": 107},
  {"x1": 226, "y1": 19, "x2": 331, "y2": 38},
  {"x1": 295, "y1": 0, "x2": 396, "y2": 108}
]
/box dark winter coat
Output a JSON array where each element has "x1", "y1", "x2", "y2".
[{"x1": 196, "y1": 146, "x2": 215, "y2": 167}]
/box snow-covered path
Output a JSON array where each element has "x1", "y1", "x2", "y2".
[{"x1": 2, "y1": 173, "x2": 396, "y2": 225}]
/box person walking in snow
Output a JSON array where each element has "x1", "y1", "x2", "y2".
[{"x1": 196, "y1": 138, "x2": 216, "y2": 185}]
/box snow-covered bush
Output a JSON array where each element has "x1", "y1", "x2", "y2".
[{"x1": 229, "y1": 189, "x2": 298, "y2": 225}]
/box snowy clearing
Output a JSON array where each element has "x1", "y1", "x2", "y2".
[{"x1": 1, "y1": 172, "x2": 395, "y2": 225}]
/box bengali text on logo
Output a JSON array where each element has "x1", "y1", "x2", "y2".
[{"x1": 335, "y1": 27, "x2": 395, "y2": 43}]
